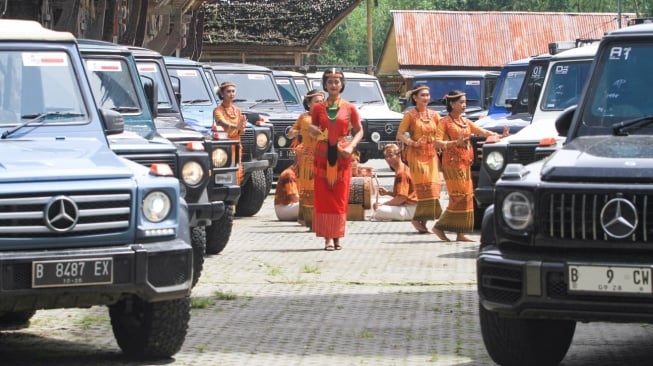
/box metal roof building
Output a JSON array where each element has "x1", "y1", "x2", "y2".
[{"x1": 377, "y1": 11, "x2": 634, "y2": 93}]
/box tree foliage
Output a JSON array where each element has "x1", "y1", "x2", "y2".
[{"x1": 318, "y1": 0, "x2": 653, "y2": 66}]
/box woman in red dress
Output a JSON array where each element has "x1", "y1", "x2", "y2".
[{"x1": 309, "y1": 68, "x2": 364, "y2": 251}]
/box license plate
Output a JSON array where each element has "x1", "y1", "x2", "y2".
[
  {"x1": 215, "y1": 173, "x2": 234, "y2": 184},
  {"x1": 568, "y1": 264, "x2": 652, "y2": 295},
  {"x1": 279, "y1": 148, "x2": 295, "y2": 159},
  {"x1": 32, "y1": 258, "x2": 113, "y2": 288}
]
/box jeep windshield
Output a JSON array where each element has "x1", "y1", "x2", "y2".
[
  {"x1": 212, "y1": 72, "x2": 282, "y2": 108},
  {"x1": 340, "y1": 80, "x2": 385, "y2": 107},
  {"x1": 84, "y1": 57, "x2": 156, "y2": 138},
  {"x1": 135, "y1": 61, "x2": 174, "y2": 111},
  {"x1": 493, "y1": 70, "x2": 526, "y2": 108},
  {"x1": 171, "y1": 68, "x2": 213, "y2": 106},
  {"x1": 0, "y1": 51, "x2": 87, "y2": 126},
  {"x1": 411, "y1": 77, "x2": 484, "y2": 108},
  {"x1": 540, "y1": 59, "x2": 592, "y2": 111},
  {"x1": 579, "y1": 42, "x2": 653, "y2": 135}
]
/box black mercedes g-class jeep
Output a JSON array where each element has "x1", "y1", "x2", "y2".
[
  {"x1": 171, "y1": 59, "x2": 277, "y2": 214},
  {"x1": 477, "y1": 23, "x2": 653, "y2": 366},
  {"x1": 0, "y1": 19, "x2": 192, "y2": 359}
]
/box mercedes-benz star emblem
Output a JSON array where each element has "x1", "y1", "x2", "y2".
[
  {"x1": 284, "y1": 125, "x2": 293, "y2": 138},
  {"x1": 600, "y1": 198, "x2": 638, "y2": 239},
  {"x1": 44, "y1": 196, "x2": 79, "y2": 232},
  {"x1": 384, "y1": 123, "x2": 394, "y2": 135}
]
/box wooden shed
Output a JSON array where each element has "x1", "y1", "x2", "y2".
[{"x1": 377, "y1": 11, "x2": 634, "y2": 94}]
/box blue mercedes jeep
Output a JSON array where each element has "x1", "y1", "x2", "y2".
[{"x1": 0, "y1": 19, "x2": 192, "y2": 359}]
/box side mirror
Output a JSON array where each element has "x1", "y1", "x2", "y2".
[
  {"x1": 505, "y1": 98, "x2": 517, "y2": 113},
  {"x1": 101, "y1": 108, "x2": 124, "y2": 135},
  {"x1": 527, "y1": 82, "x2": 542, "y2": 116},
  {"x1": 169, "y1": 75, "x2": 182, "y2": 106},
  {"x1": 140, "y1": 75, "x2": 158, "y2": 118},
  {"x1": 555, "y1": 105, "x2": 576, "y2": 137}
]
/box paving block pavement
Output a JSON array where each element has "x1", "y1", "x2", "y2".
[{"x1": 2, "y1": 160, "x2": 653, "y2": 365}]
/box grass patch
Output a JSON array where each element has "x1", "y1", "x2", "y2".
[
  {"x1": 214, "y1": 290, "x2": 239, "y2": 300},
  {"x1": 301, "y1": 264, "x2": 320, "y2": 274},
  {"x1": 191, "y1": 296, "x2": 216, "y2": 309}
]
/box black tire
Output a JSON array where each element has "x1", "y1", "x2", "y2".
[
  {"x1": 264, "y1": 167, "x2": 274, "y2": 196},
  {"x1": 190, "y1": 227, "x2": 206, "y2": 287},
  {"x1": 109, "y1": 296, "x2": 191, "y2": 360},
  {"x1": 235, "y1": 169, "x2": 267, "y2": 217},
  {"x1": 479, "y1": 304, "x2": 575, "y2": 366},
  {"x1": 0, "y1": 311, "x2": 36, "y2": 330},
  {"x1": 206, "y1": 205, "x2": 234, "y2": 255}
]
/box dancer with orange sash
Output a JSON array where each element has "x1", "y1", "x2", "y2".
[
  {"x1": 308, "y1": 69, "x2": 363, "y2": 251},
  {"x1": 213, "y1": 81, "x2": 247, "y2": 184},
  {"x1": 288, "y1": 89, "x2": 324, "y2": 229},
  {"x1": 434, "y1": 90, "x2": 508, "y2": 241},
  {"x1": 397, "y1": 85, "x2": 444, "y2": 236}
]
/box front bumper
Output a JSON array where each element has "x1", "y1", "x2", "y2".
[
  {"x1": 188, "y1": 200, "x2": 225, "y2": 227},
  {"x1": 477, "y1": 246, "x2": 653, "y2": 323},
  {"x1": 208, "y1": 182, "x2": 241, "y2": 205},
  {"x1": 242, "y1": 159, "x2": 269, "y2": 175},
  {"x1": 0, "y1": 239, "x2": 192, "y2": 312}
]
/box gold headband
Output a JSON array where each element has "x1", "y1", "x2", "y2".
[
  {"x1": 219, "y1": 81, "x2": 236, "y2": 90},
  {"x1": 304, "y1": 91, "x2": 323, "y2": 100},
  {"x1": 383, "y1": 143, "x2": 401, "y2": 157},
  {"x1": 324, "y1": 68, "x2": 343, "y2": 79},
  {"x1": 410, "y1": 85, "x2": 430, "y2": 95},
  {"x1": 445, "y1": 92, "x2": 466, "y2": 99}
]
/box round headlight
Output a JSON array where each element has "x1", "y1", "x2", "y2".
[
  {"x1": 370, "y1": 131, "x2": 381, "y2": 143},
  {"x1": 181, "y1": 161, "x2": 204, "y2": 186},
  {"x1": 501, "y1": 191, "x2": 533, "y2": 230},
  {"x1": 256, "y1": 132, "x2": 269, "y2": 148},
  {"x1": 486, "y1": 150, "x2": 505, "y2": 171},
  {"x1": 212, "y1": 148, "x2": 228, "y2": 168},
  {"x1": 143, "y1": 191, "x2": 172, "y2": 223},
  {"x1": 277, "y1": 135, "x2": 287, "y2": 147}
]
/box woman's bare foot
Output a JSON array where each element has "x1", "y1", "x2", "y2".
[
  {"x1": 334, "y1": 238, "x2": 342, "y2": 250},
  {"x1": 411, "y1": 220, "x2": 429, "y2": 234},
  {"x1": 431, "y1": 227, "x2": 451, "y2": 241},
  {"x1": 456, "y1": 234, "x2": 475, "y2": 242}
]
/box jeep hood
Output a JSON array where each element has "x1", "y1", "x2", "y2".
[
  {"x1": 0, "y1": 138, "x2": 139, "y2": 182},
  {"x1": 154, "y1": 116, "x2": 205, "y2": 141},
  {"x1": 541, "y1": 136, "x2": 653, "y2": 182},
  {"x1": 108, "y1": 130, "x2": 177, "y2": 154},
  {"x1": 355, "y1": 104, "x2": 403, "y2": 120}
]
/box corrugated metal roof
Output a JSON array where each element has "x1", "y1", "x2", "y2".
[{"x1": 392, "y1": 11, "x2": 634, "y2": 68}]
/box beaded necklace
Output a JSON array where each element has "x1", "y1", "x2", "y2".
[
  {"x1": 326, "y1": 98, "x2": 340, "y2": 123},
  {"x1": 221, "y1": 104, "x2": 238, "y2": 120}
]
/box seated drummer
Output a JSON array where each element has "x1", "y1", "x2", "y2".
[{"x1": 371, "y1": 144, "x2": 418, "y2": 222}]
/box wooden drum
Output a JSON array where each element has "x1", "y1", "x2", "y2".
[{"x1": 349, "y1": 176, "x2": 373, "y2": 209}]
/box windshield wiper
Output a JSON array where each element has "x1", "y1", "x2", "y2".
[
  {"x1": 2, "y1": 111, "x2": 84, "y2": 139},
  {"x1": 181, "y1": 99, "x2": 210, "y2": 105},
  {"x1": 363, "y1": 99, "x2": 382, "y2": 104},
  {"x1": 612, "y1": 115, "x2": 653, "y2": 136},
  {"x1": 249, "y1": 98, "x2": 280, "y2": 109}
]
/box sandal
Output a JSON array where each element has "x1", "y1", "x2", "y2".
[
  {"x1": 333, "y1": 238, "x2": 342, "y2": 250},
  {"x1": 325, "y1": 239, "x2": 335, "y2": 251}
]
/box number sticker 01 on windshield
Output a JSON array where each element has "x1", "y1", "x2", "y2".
[{"x1": 568, "y1": 264, "x2": 651, "y2": 295}]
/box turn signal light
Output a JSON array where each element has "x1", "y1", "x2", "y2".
[
  {"x1": 539, "y1": 137, "x2": 557, "y2": 146},
  {"x1": 186, "y1": 141, "x2": 205, "y2": 151},
  {"x1": 150, "y1": 163, "x2": 174, "y2": 177}
]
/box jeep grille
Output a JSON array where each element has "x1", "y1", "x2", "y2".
[
  {"x1": 241, "y1": 128, "x2": 254, "y2": 160},
  {"x1": 0, "y1": 191, "x2": 131, "y2": 238},
  {"x1": 507, "y1": 144, "x2": 538, "y2": 165},
  {"x1": 366, "y1": 119, "x2": 400, "y2": 141},
  {"x1": 541, "y1": 192, "x2": 653, "y2": 242}
]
